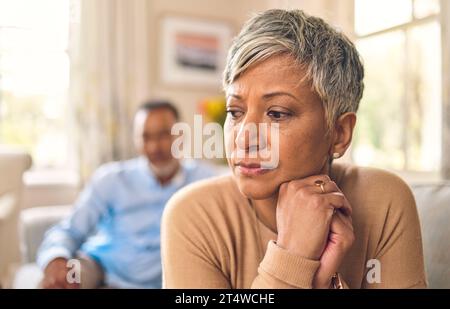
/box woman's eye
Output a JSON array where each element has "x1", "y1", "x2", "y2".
[
  {"x1": 226, "y1": 109, "x2": 244, "y2": 119},
  {"x1": 267, "y1": 110, "x2": 290, "y2": 120}
]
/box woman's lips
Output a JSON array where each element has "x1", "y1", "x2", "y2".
[{"x1": 235, "y1": 162, "x2": 273, "y2": 176}]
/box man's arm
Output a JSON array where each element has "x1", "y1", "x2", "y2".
[{"x1": 36, "y1": 166, "x2": 113, "y2": 287}]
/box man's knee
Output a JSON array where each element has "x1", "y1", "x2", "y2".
[{"x1": 77, "y1": 255, "x2": 105, "y2": 289}]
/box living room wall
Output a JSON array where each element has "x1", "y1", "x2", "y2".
[
  {"x1": 144, "y1": 0, "x2": 266, "y2": 127},
  {"x1": 142, "y1": 0, "x2": 353, "y2": 127}
]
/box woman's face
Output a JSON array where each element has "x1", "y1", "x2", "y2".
[{"x1": 224, "y1": 54, "x2": 332, "y2": 200}]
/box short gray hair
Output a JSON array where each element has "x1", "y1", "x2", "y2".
[{"x1": 223, "y1": 9, "x2": 364, "y2": 129}]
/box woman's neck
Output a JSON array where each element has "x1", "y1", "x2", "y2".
[{"x1": 251, "y1": 195, "x2": 279, "y2": 233}]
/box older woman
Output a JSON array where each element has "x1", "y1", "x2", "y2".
[{"x1": 161, "y1": 9, "x2": 426, "y2": 289}]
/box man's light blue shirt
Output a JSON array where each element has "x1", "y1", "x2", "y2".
[{"x1": 36, "y1": 157, "x2": 216, "y2": 288}]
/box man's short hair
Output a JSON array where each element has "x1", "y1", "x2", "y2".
[{"x1": 137, "y1": 100, "x2": 180, "y2": 121}]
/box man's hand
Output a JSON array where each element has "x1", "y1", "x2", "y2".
[
  {"x1": 41, "y1": 257, "x2": 80, "y2": 289},
  {"x1": 275, "y1": 174, "x2": 354, "y2": 288}
]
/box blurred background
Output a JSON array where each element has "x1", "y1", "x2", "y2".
[
  {"x1": 0, "y1": 0, "x2": 450, "y2": 287},
  {"x1": 1, "y1": 0, "x2": 448, "y2": 186}
]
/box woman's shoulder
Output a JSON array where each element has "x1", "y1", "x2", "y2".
[
  {"x1": 171, "y1": 174, "x2": 237, "y2": 202},
  {"x1": 163, "y1": 174, "x2": 241, "y2": 222},
  {"x1": 333, "y1": 163, "x2": 408, "y2": 190},
  {"x1": 333, "y1": 163, "x2": 416, "y2": 213},
  {"x1": 333, "y1": 163, "x2": 412, "y2": 194}
]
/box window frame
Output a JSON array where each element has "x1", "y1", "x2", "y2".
[
  {"x1": 441, "y1": 0, "x2": 450, "y2": 180},
  {"x1": 351, "y1": 0, "x2": 448, "y2": 180}
]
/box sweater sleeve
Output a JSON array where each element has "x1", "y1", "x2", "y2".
[
  {"x1": 251, "y1": 241, "x2": 321, "y2": 288},
  {"x1": 362, "y1": 176, "x2": 427, "y2": 288}
]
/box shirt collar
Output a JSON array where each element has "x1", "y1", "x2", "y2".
[
  {"x1": 170, "y1": 165, "x2": 186, "y2": 187},
  {"x1": 138, "y1": 156, "x2": 186, "y2": 188}
]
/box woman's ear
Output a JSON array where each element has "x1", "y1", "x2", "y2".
[{"x1": 330, "y1": 112, "x2": 357, "y2": 158}]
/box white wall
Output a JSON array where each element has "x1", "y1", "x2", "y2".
[
  {"x1": 266, "y1": 0, "x2": 354, "y2": 34},
  {"x1": 140, "y1": 0, "x2": 269, "y2": 127}
]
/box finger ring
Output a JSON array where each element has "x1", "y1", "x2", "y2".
[{"x1": 314, "y1": 179, "x2": 326, "y2": 193}]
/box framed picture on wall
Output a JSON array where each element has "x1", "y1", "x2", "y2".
[{"x1": 159, "y1": 15, "x2": 233, "y2": 88}]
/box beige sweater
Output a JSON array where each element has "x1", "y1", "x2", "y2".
[{"x1": 161, "y1": 163, "x2": 427, "y2": 288}]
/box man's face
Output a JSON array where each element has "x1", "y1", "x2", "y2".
[{"x1": 134, "y1": 108, "x2": 178, "y2": 170}]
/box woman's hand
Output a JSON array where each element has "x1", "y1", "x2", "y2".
[
  {"x1": 275, "y1": 174, "x2": 354, "y2": 288},
  {"x1": 313, "y1": 209, "x2": 354, "y2": 288}
]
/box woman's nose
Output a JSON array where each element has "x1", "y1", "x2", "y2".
[{"x1": 234, "y1": 112, "x2": 268, "y2": 154}]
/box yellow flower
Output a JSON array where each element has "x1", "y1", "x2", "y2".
[{"x1": 199, "y1": 96, "x2": 226, "y2": 126}]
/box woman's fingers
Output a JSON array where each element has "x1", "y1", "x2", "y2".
[
  {"x1": 283, "y1": 174, "x2": 331, "y2": 189},
  {"x1": 330, "y1": 211, "x2": 354, "y2": 237},
  {"x1": 300, "y1": 186, "x2": 352, "y2": 216},
  {"x1": 276, "y1": 175, "x2": 354, "y2": 261},
  {"x1": 327, "y1": 192, "x2": 352, "y2": 216},
  {"x1": 284, "y1": 175, "x2": 353, "y2": 215}
]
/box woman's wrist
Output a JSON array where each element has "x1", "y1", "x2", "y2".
[
  {"x1": 314, "y1": 272, "x2": 344, "y2": 289},
  {"x1": 276, "y1": 235, "x2": 321, "y2": 260},
  {"x1": 314, "y1": 277, "x2": 333, "y2": 289},
  {"x1": 330, "y1": 273, "x2": 344, "y2": 289}
]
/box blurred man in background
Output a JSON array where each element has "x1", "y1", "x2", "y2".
[{"x1": 37, "y1": 100, "x2": 216, "y2": 288}]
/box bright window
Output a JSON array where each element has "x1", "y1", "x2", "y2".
[
  {"x1": 0, "y1": 0, "x2": 71, "y2": 168},
  {"x1": 352, "y1": 0, "x2": 442, "y2": 172}
]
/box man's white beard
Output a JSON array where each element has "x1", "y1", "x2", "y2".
[{"x1": 149, "y1": 158, "x2": 180, "y2": 179}]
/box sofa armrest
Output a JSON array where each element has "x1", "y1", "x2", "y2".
[
  {"x1": 0, "y1": 193, "x2": 16, "y2": 223},
  {"x1": 0, "y1": 193, "x2": 18, "y2": 287},
  {"x1": 19, "y1": 205, "x2": 72, "y2": 264}
]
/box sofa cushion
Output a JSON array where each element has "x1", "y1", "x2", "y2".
[
  {"x1": 411, "y1": 183, "x2": 450, "y2": 288},
  {"x1": 20, "y1": 205, "x2": 72, "y2": 264}
]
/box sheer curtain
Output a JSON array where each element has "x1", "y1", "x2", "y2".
[{"x1": 69, "y1": 0, "x2": 151, "y2": 181}]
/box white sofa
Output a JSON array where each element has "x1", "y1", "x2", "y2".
[
  {"x1": 412, "y1": 182, "x2": 450, "y2": 288},
  {"x1": 12, "y1": 182, "x2": 450, "y2": 289},
  {"x1": 0, "y1": 147, "x2": 32, "y2": 288},
  {"x1": 13, "y1": 205, "x2": 72, "y2": 288}
]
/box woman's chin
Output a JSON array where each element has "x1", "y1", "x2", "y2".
[{"x1": 233, "y1": 175, "x2": 279, "y2": 200}]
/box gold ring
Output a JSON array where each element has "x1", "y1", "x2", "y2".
[{"x1": 314, "y1": 179, "x2": 326, "y2": 193}]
